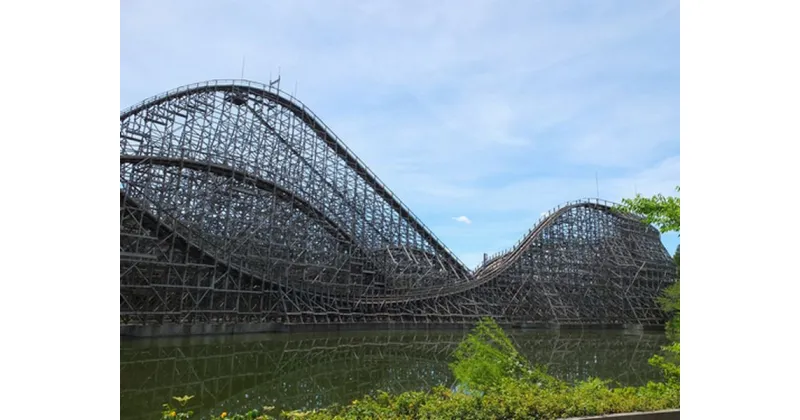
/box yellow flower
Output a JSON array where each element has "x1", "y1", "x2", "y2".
[
  {"x1": 221, "y1": 413, "x2": 227, "y2": 418},
  {"x1": 170, "y1": 412, "x2": 176, "y2": 417}
]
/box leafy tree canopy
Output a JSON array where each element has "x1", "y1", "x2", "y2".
[{"x1": 617, "y1": 186, "x2": 680, "y2": 235}]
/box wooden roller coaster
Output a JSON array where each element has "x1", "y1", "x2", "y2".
[{"x1": 120, "y1": 80, "x2": 677, "y2": 332}]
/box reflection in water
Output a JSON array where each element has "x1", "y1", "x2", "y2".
[{"x1": 120, "y1": 330, "x2": 667, "y2": 420}]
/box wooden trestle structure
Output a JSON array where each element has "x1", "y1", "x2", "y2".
[{"x1": 120, "y1": 80, "x2": 677, "y2": 330}]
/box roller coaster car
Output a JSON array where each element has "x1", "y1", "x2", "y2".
[{"x1": 225, "y1": 93, "x2": 248, "y2": 106}]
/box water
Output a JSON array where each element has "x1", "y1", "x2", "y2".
[{"x1": 120, "y1": 329, "x2": 667, "y2": 419}]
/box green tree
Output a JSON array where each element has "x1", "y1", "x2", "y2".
[
  {"x1": 657, "y1": 281, "x2": 680, "y2": 342},
  {"x1": 616, "y1": 187, "x2": 680, "y2": 341},
  {"x1": 617, "y1": 186, "x2": 680, "y2": 235},
  {"x1": 449, "y1": 317, "x2": 563, "y2": 393}
]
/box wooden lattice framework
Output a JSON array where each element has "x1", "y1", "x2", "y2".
[{"x1": 120, "y1": 80, "x2": 677, "y2": 329}]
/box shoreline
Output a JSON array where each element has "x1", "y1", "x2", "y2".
[{"x1": 120, "y1": 321, "x2": 664, "y2": 339}]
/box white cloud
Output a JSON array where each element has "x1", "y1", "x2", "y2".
[{"x1": 452, "y1": 216, "x2": 472, "y2": 225}]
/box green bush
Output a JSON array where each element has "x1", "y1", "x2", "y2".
[{"x1": 291, "y1": 376, "x2": 677, "y2": 420}]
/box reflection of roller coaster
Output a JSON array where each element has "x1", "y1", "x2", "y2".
[
  {"x1": 120, "y1": 79, "x2": 677, "y2": 330},
  {"x1": 120, "y1": 331, "x2": 667, "y2": 420}
]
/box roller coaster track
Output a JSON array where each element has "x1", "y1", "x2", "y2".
[
  {"x1": 121, "y1": 80, "x2": 467, "y2": 277},
  {"x1": 122, "y1": 191, "x2": 400, "y2": 301},
  {"x1": 477, "y1": 199, "x2": 642, "y2": 279},
  {"x1": 365, "y1": 199, "x2": 646, "y2": 303},
  {"x1": 123, "y1": 190, "x2": 645, "y2": 304},
  {"x1": 121, "y1": 155, "x2": 352, "y2": 243},
  {"x1": 120, "y1": 79, "x2": 677, "y2": 329}
]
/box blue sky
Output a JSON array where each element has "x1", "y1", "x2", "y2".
[{"x1": 120, "y1": 0, "x2": 680, "y2": 269}]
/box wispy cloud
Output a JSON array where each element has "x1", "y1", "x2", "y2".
[
  {"x1": 452, "y1": 216, "x2": 472, "y2": 225},
  {"x1": 121, "y1": 0, "x2": 680, "y2": 268}
]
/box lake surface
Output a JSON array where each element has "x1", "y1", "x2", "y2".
[{"x1": 120, "y1": 329, "x2": 667, "y2": 419}]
